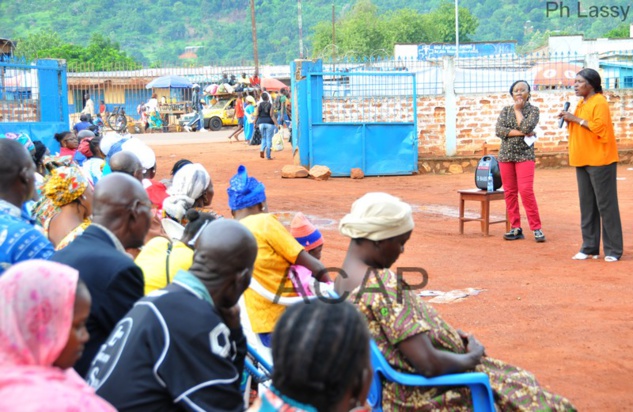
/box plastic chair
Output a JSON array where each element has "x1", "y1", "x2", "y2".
[
  {"x1": 240, "y1": 342, "x2": 274, "y2": 405},
  {"x1": 368, "y1": 340, "x2": 495, "y2": 412}
]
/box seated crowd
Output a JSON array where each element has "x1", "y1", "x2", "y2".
[{"x1": 0, "y1": 131, "x2": 577, "y2": 411}]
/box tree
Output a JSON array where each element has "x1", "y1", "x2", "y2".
[
  {"x1": 312, "y1": 0, "x2": 390, "y2": 59},
  {"x1": 13, "y1": 30, "x2": 65, "y2": 59},
  {"x1": 426, "y1": 2, "x2": 479, "y2": 43},
  {"x1": 604, "y1": 24, "x2": 629, "y2": 39},
  {"x1": 385, "y1": 9, "x2": 436, "y2": 45},
  {"x1": 311, "y1": 0, "x2": 479, "y2": 59},
  {"x1": 13, "y1": 31, "x2": 140, "y2": 71}
]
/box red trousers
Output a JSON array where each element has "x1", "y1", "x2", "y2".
[{"x1": 499, "y1": 161, "x2": 542, "y2": 231}]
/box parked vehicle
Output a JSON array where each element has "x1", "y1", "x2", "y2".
[{"x1": 179, "y1": 96, "x2": 237, "y2": 131}]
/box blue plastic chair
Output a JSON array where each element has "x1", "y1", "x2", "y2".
[
  {"x1": 368, "y1": 340, "x2": 495, "y2": 412},
  {"x1": 240, "y1": 342, "x2": 274, "y2": 394}
]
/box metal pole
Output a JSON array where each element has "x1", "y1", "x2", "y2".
[
  {"x1": 250, "y1": 0, "x2": 259, "y2": 73},
  {"x1": 455, "y1": 0, "x2": 459, "y2": 59},
  {"x1": 298, "y1": 0, "x2": 304, "y2": 59},
  {"x1": 332, "y1": 3, "x2": 336, "y2": 72}
]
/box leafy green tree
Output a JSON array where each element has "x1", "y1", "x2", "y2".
[
  {"x1": 385, "y1": 9, "x2": 436, "y2": 45},
  {"x1": 311, "y1": 0, "x2": 478, "y2": 60},
  {"x1": 13, "y1": 31, "x2": 140, "y2": 71},
  {"x1": 604, "y1": 24, "x2": 630, "y2": 39},
  {"x1": 427, "y1": 2, "x2": 479, "y2": 43},
  {"x1": 14, "y1": 30, "x2": 65, "y2": 59}
]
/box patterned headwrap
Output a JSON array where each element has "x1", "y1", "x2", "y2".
[
  {"x1": 43, "y1": 166, "x2": 88, "y2": 208},
  {"x1": 0, "y1": 132, "x2": 34, "y2": 155},
  {"x1": 227, "y1": 165, "x2": 266, "y2": 211}
]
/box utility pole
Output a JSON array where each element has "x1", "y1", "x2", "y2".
[
  {"x1": 250, "y1": 0, "x2": 259, "y2": 74},
  {"x1": 332, "y1": 3, "x2": 336, "y2": 70},
  {"x1": 298, "y1": 0, "x2": 304, "y2": 59},
  {"x1": 455, "y1": 0, "x2": 459, "y2": 59}
]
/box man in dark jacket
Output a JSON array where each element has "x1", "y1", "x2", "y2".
[
  {"x1": 88, "y1": 219, "x2": 257, "y2": 412},
  {"x1": 51, "y1": 173, "x2": 152, "y2": 377}
]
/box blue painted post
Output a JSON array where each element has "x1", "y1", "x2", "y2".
[
  {"x1": 291, "y1": 59, "x2": 323, "y2": 169},
  {"x1": 412, "y1": 73, "x2": 419, "y2": 171},
  {"x1": 37, "y1": 59, "x2": 63, "y2": 123},
  {"x1": 59, "y1": 60, "x2": 69, "y2": 129}
]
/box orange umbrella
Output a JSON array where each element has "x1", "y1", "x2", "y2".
[
  {"x1": 261, "y1": 77, "x2": 287, "y2": 92},
  {"x1": 533, "y1": 62, "x2": 583, "y2": 87}
]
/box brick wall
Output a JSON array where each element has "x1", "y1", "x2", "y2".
[{"x1": 323, "y1": 90, "x2": 633, "y2": 158}]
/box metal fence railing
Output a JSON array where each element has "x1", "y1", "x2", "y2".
[
  {"x1": 315, "y1": 51, "x2": 633, "y2": 95},
  {"x1": 317, "y1": 71, "x2": 416, "y2": 123},
  {"x1": 0, "y1": 57, "x2": 40, "y2": 122},
  {"x1": 322, "y1": 56, "x2": 442, "y2": 96},
  {"x1": 16, "y1": 50, "x2": 632, "y2": 129},
  {"x1": 454, "y1": 52, "x2": 585, "y2": 94}
]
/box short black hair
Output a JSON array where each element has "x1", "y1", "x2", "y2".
[
  {"x1": 577, "y1": 68, "x2": 603, "y2": 93},
  {"x1": 88, "y1": 136, "x2": 102, "y2": 157},
  {"x1": 271, "y1": 300, "x2": 370, "y2": 411},
  {"x1": 182, "y1": 209, "x2": 218, "y2": 243},
  {"x1": 32, "y1": 141, "x2": 48, "y2": 166},
  {"x1": 509, "y1": 80, "x2": 531, "y2": 95},
  {"x1": 54, "y1": 131, "x2": 72, "y2": 143},
  {"x1": 171, "y1": 159, "x2": 192, "y2": 176}
]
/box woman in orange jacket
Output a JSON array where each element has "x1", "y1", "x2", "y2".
[{"x1": 559, "y1": 68, "x2": 623, "y2": 262}]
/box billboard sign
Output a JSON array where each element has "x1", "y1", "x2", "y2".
[{"x1": 417, "y1": 42, "x2": 516, "y2": 60}]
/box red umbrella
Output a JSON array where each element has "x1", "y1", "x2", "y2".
[
  {"x1": 261, "y1": 77, "x2": 287, "y2": 92},
  {"x1": 533, "y1": 62, "x2": 583, "y2": 87}
]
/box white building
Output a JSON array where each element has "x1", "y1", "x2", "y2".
[{"x1": 549, "y1": 31, "x2": 633, "y2": 55}]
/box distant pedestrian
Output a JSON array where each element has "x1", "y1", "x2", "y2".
[
  {"x1": 253, "y1": 93, "x2": 276, "y2": 160},
  {"x1": 185, "y1": 84, "x2": 205, "y2": 133},
  {"x1": 227, "y1": 93, "x2": 244, "y2": 142},
  {"x1": 81, "y1": 93, "x2": 95, "y2": 120}
]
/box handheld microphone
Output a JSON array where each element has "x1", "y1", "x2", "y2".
[{"x1": 559, "y1": 102, "x2": 570, "y2": 128}]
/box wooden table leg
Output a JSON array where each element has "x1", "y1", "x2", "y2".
[
  {"x1": 459, "y1": 196, "x2": 465, "y2": 234},
  {"x1": 482, "y1": 199, "x2": 490, "y2": 236}
]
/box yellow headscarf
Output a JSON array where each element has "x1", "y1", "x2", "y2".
[{"x1": 43, "y1": 166, "x2": 88, "y2": 208}]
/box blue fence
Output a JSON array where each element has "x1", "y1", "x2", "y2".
[{"x1": 0, "y1": 58, "x2": 68, "y2": 152}]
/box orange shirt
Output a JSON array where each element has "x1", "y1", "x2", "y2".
[
  {"x1": 235, "y1": 97, "x2": 244, "y2": 118},
  {"x1": 568, "y1": 93, "x2": 619, "y2": 167}
]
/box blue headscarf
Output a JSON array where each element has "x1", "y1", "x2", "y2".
[{"x1": 227, "y1": 165, "x2": 266, "y2": 211}]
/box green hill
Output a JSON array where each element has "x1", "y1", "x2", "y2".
[{"x1": 1, "y1": 0, "x2": 630, "y2": 65}]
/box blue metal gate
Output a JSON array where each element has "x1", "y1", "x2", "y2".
[
  {"x1": 292, "y1": 60, "x2": 417, "y2": 176},
  {"x1": 0, "y1": 58, "x2": 69, "y2": 151}
]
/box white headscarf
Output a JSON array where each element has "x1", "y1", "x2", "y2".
[
  {"x1": 339, "y1": 192, "x2": 414, "y2": 241},
  {"x1": 99, "y1": 132, "x2": 125, "y2": 156},
  {"x1": 162, "y1": 163, "x2": 211, "y2": 222},
  {"x1": 121, "y1": 138, "x2": 156, "y2": 170}
]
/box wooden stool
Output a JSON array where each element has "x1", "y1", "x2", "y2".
[{"x1": 458, "y1": 189, "x2": 510, "y2": 236}]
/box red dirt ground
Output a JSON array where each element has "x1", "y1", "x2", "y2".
[{"x1": 153, "y1": 139, "x2": 633, "y2": 411}]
